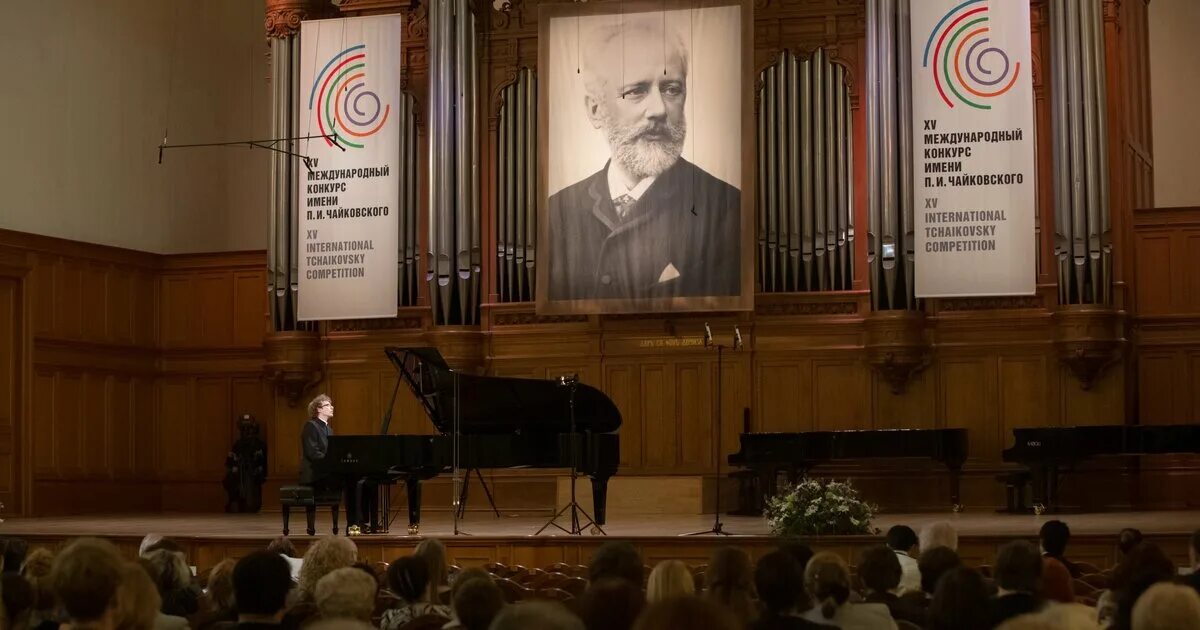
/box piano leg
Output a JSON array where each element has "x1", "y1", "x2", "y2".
[
  {"x1": 406, "y1": 476, "x2": 422, "y2": 534},
  {"x1": 590, "y1": 477, "x2": 609, "y2": 526},
  {"x1": 1030, "y1": 465, "x2": 1049, "y2": 514},
  {"x1": 949, "y1": 466, "x2": 963, "y2": 512}
]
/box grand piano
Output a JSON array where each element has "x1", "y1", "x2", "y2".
[
  {"x1": 1001, "y1": 424, "x2": 1200, "y2": 513},
  {"x1": 728, "y1": 428, "x2": 969, "y2": 512},
  {"x1": 316, "y1": 347, "x2": 621, "y2": 533}
]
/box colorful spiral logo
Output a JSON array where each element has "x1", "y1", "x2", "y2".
[
  {"x1": 308, "y1": 44, "x2": 391, "y2": 149},
  {"x1": 922, "y1": 0, "x2": 1020, "y2": 110}
]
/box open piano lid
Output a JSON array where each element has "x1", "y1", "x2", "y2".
[{"x1": 384, "y1": 347, "x2": 622, "y2": 435}]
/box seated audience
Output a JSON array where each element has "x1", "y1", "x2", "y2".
[
  {"x1": 1131, "y1": 581, "x2": 1200, "y2": 630},
  {"x1": 139, "y1": 534, "x2": 164, "y2": 557},
  {"x1": 233, "y1": 551, "x2": 294, "y2": 628},
  {"x1": 900, "y1": 546, "x2": 960, "y2": 609},
  {"x1": 443, "y1": 568, "x2": 490, "y2": 629},
  {"x1": 294, "y1": 536, "x2": 357, "y2": 604},
  {"x1": 51, "y1": 538, "x2": 126, "y2": 630},
  {"x1": 647, "y1": 560, "x2": 694, "y2": 602},
  {"x1": 451, "y1": 574, "x2": 504, "y2": 630},
  {"x1": 633, "y1": 596, "x2": 739, "y2": 630},
  {"x1": 779, "y1": 542, "x2": 815, "y2": 573},
  {"x1": 113, "y1": 560, "x2": 184, "y2": 630},
  {"x1": 1117, "y1": 528, "x2": 1144, "y2": 561},
  {"x1": 589, "y1": 541, "x2": 644, "y2": 587},
  {"x1": 1039, "y1": 556, "x2": 1075, "y2": 604},
  {"x1": 885, "y1": 525, "x2": 921, "y2": 594},
  {"x1": 993, "y1": 603, "x2": 1103, "y2": 630},
  {"x1": 927, "y1": 567, "x2": 989, "y2": 630},
  {"x1": 705, "y1": 546, "x2": 757, "y2": 626},
  {"x1": 490, "y1": 601, "x2": 584, "y2": 630},
  {"x1": 314, "y1": 566, "x2": 376, "y2": 623},
  {"x1": 21, "y1": 547, "x2": 58, "y2": 630},
  {"x1": 266, "y1": 536, "x2": 303, "y2": 583},
  {"x1": 2, "y1": 537, "x2": 30, "y2": 576},
  {"x1": 801, "y1": 552, "x2": 897, "y2": 629},
  {"x1": 857, "y1": 545, "x2": 925, "y2": 627},
  {"x1": 414, "y1": 538, "x2": 451, "y2": 604},
  {"x1": 380, "y1": 556, "x2": 451, "y2": 630},
  {"x1": 2, "y1": 572, "x2": 34, "y2": 629},
  {"x1": 579, "y1": 577, "x2": 645, "y2": 630},
  {"x1": 750, "y1": 550, "x2": 834, "y2": 630},
  {"x1": 1039, "y1": 520, "x2": 1081, "y2": 578},
  {"x1": 990, "y1": 540, "x2": 1045, "y2": 627},
  {"x1": 1185, "y1": 528, "x2": 1200, "y2": 597},
  {"x1": 1110, "y1": 543, "x2": 1177, "y2": 630},
  {"x1": 142, "y1": 548, "x2": 201, "y2": 618},
  {"x1": 193, "y1": 558, "x2": 237, "y2": 630},
  {"x1": 919, "y1": 522, "x2": 959, "y2": 554}
]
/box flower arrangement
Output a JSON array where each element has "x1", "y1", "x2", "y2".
[{"x1": 764, "y1": 478, "x2": 877, "y2": 537}]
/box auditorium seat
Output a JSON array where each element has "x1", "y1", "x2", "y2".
[
  {"x1": 398, "y1": 614, "x2": 451, "y2": 630},
  {"x1": 279, "y1": 485, "x2": 341, "y2": 536},
  {"x1": 536, "y1": 587, "x2": 574, "y2": 602}
]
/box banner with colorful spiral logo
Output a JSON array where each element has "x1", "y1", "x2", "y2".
[
  {"x1": 298, "y1": 15, "x2": 402, "y2": 320},
  {"x1": 910, "y1": 0, "x2": 1035, "y2": 298}
]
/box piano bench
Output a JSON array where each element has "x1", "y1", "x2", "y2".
[
  {"x1": 280, "y1": 485, "x2": 342, "y2": 536},
  {"x1": 996, "y1": 471, "x2": 1031, "y2": 514}
]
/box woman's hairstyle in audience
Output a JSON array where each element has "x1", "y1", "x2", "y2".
[
  {"x1": 314, "y1": 566, "x2": 377, "y2": 622},
  {"x1": 994, "y1": 540, "x2": 1041, "y2": 593},
  {"x1": 857, "y1": 545, "x2": 903, "y2": 594},
  {"x1": 1117, "y1": 528, "x2": 1144, "y2": 557},
  {"x1": 1131, "y1": 582, "x2": 1200, "y2": 630},
  {"x1": 267, "y1": 536, "x2": 298, "y2": 558},
  {"x1": 1039, "y1": 557, "x2": 1075, "y2": 603},
  {"x1": 387, "y1": 555, "x2": 430, "y2": 603},
  {"x1": 589, "y1": 541, "x2": 644, "y2": 586},
  {"x1": 50, "y1": 537, "x2": 125, "y2": 624},
  {"x1": 918, "y1": 546, "x2": 961, "y2": 594},
  {"x1": 233, "y1": 551, "x2": 293, "y2": 617},
  {"x1": 1111, "y1": 542, "x2": 1177, "y2": 630},
  {"x1": 297, "y1": 535, "x2": 357, "y2": 596},
  {"x1": 490, "y1": 601, "x2": 584, "y2": 630},
  {"x1": 646, "y1": 560, "x2": 694, "y2": 602},
  {"x1": 778, "y1": 541, "x2": 814, "y2": 572},
  {"x1": 632, "y1": 596, "x2": 739, "y2": 630},
  {"x1": 920, "y1": 521, "x2": 960, "y2": 553},
  {"x1": 206, "y1": 558, "x2": 237, "y2": 612},
  {"x1": 804, "y1": 552, "x2": 852, "y2": 620},
  {"x1": 1, "y1": 573, "x2": 34, "y2": 627},
  {"x1": 113, "y1": 561, "x2": 162, "y2": 630},
  {"x1": 141, "y1": 537, "x2": 185, "y2": 557},
  {"x1": 451, "y1": 567, "x2": 490, "y2": 594},
  {"x1": 1039, "y1": 520, "x2": 1071, "y2": 557},
  {"x1": 414, "y1": 537, "x2": 448, "y2": 604},
  {"x1": 705, "y1": 546, "x2": 756, "y2": 624},
  {"x1": 579, "y1": 577, "x2": 646, "y2": 630},
  {"x1": 138, "y1": 534, "x2": 164, "y2": 557},
  {"x1": 886, "y1": 525, "x2": 919, "y2": 553},
  {"x1": 994, "y1": 604, "x2": 1103, "y2": 630},
  {"x1": 142, "y1": 548, "x2": 192, "y2": 593},
  {"x1": 19, "y1": 547, "x2": 55, "y2": 611},
  {"x1": 754, "y1": 550, "x2": 807, "y2": 614},
  {"x1": 928, "y1": 567, "x2": 990, "y2": 630},
  {"x1": 452, "y1": 574, "x2": 505, "y2": 630}
]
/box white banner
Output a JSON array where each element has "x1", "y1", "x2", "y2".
[
  {"x1": 910, "y1": 0, "x2": 1035, "y2": 297},
  {"x1": 298, "y1": 15, "x2": 401, "y2": 320}
]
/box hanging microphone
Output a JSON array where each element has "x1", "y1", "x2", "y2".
[
  {"x1": 734, "y1": 326, "x2": 742, "y2": 350},
  {"x1": 704, "y1": 323, "x2": 713, "y2": 348}
]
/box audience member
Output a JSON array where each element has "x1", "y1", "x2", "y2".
[
  {"x1": 295, "y1": 536, "x2": 357, "y2": 603},
  {"x1": 632, "y1": 596, "x2": 739, "y2": 630},
  {"x1": 994, "y1": 603, "x2": 1102, "y2": 630},
  {"x1": 21, "y1": 547, "x2": 58, "y2": 630},
  {"x1": 443, "y1": 568, "x2": 491, "y2": 629},
  {"x1": 1117, "y1": 528, "x2": 1144, "y2": 559},
  {"x1": 415, "y1": 538, "x2": 451, "y2": 605},
  {"x1": 750, "y1": 550, "x2": 833, "y2": 630},
  {"x1": 489, "y1": 601, "x2": 584, "y2": 630},
  {"x1": 779, "y1": 542, "x2": 815, "y2": 573},
  {"x1": 857, "y1": 545, "x2": 925, "y2": 627},
  {"x1": 233, "y1": 551, "x2": 293, "y2": 628},
  {"x1": 142, "y1": 548, "x2": 201, "y2": 617},
  {"x1": 705, "y1": 546, "x2": 757, "y2": 626},
  {"x1": 1185, "y1": 528, "x2": 1200, "y2": 596},
  {"x1": 193, "y1": 558, "x2": 237, "y2": 630},
  {"x1": 113, "y1": 561, "x2": 182, "y2": 630},
  {"x1": 801, "y1": 552, "x2": 897, "y2": 629},
  {"x1": 646, "y1": 560, "x2": 694, "y2": 602},
  {"x1": 266, "y1": 536, "x2": 303, "y2": 583},
  {"x1": 51, "y1": 538, "x2": 125, "y2": 630},
  {"x1": 885, "y1": 525, "x2": 920, "y2": 593},
  {"x1": 2, "y1": 537, "x2": 30, "y2": 575},
  {"x1": 579, "y1": 577, "x2": 645, "y2": 630},
  {"x1": 902, "y1": 546, "x2": 960, "y2": 608},
  {"x1": 451, "y1": 574, "x2": 504, "y2": 630},
  {"x1": 588, "y1": 541, "x2": 644, "y2": 587},
  {"x1": 1039, "y1": 556, "x2": 1075, "y2": 603},
  {"x1": 138, "y1": 534, "x2": 164, "y2": 557},
  {"x1": 990, "y1": 540, "x2": 1045, "y2": 627},
  {"x1": 2, "y1": 573, "x2": 34, "y2": 629},
  {"x1": 381, "y1": 556, "x2": 450, "y2": 629},
  {"x1": 1039, "y1": 520, "x2": 1081, "y2": 578},
  {"x1": 927, "y1": 567, "x2": 989, "y2": 630},
  {"x1": 1131, "y1": 581, "x2": 1200, "y2": 630},
  {"x1": 1110, "y1": 542, "x2": 1177, "y2": 630},
  {"x1": 919, "y1": 522, "x2": 959, "y2": 554},
  {"x1": 314, "y1": 566, "x2": 376, "y2": 623}
]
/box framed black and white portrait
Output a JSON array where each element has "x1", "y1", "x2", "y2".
[{"x1": 536, "y1": 0, "x2": 754, "y2": 315}]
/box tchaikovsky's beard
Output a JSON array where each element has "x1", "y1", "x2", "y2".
[{"x1": 600, "y1": 107, "x2": 687, "y2": 180}]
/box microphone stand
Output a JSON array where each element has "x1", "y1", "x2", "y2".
[
  {"x1": 536, "y1": 374, "x2": 604, "y2": 536},
  {"x1": 684, "y1": 325, "x2": 738, "y2": 536}
]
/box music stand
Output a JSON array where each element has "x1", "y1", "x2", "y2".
[
  {"x1": 683, "y1": 324, "x2": 739, "y2": 536},
  {"x1": 536, "y1": 374, "x2": 605, "y2": 536}
]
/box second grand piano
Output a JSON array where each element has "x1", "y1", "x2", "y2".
[{"x1": 317, "y1": 347, "x2": 622, "y2": 533}]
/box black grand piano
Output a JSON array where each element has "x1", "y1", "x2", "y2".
[
  {"x1": 728, "y1": 428, "x2": 969, "y2": 512},
  {"x1": 1001, "y1": 424, "x2": 1200, "y2": 513},
  {"x1": 316, "y1": 347, "x2": 621, "y2": 533}
]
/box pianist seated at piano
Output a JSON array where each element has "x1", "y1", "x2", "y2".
[{"x1": 299, "y1": 394, "x2": 376, "y2": 531}]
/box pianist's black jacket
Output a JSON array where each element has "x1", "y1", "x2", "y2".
[{"x1": 299, "y1": 418, "x2": 331, "y2": 485}]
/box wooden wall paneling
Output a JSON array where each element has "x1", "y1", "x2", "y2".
[
  {"x1": 720, "y1": 354, "x2": 750, "y2": 461},
  {"x1": 81, "y1": 265, "x2": 107, "y2": 341},
  {"x1": 133, "y1": 376, "x2": 157, "y2": 478},
  {"x1": 133, "y1": 270, "x2": 157, "y2": 347},
  {"x1": 32, "y1": 371, "x2": 54, "y2": 478},
  {"x1": 1059, "y1": 365, "x2": 1124, "y2": 426},
  {"x1": 938, "y1": 358, "x2": 996, "y2": 461},
  {"x1": 812, "y1": 359, "x2": 867, "y2": 431},
  {"x1": 329, "y1": 373, "x2": 379, "y2": 437},
  {"x1": 196, "y1": 274, "x2": 234, "y2": 347},
  {"x1": 1134, "y1": 232, "x2": 1173, "y2": 314},
  {"x1": 872, "y1": 366, "x2": 936, "y2": 430},
  {"x1": 755, "y1": 359, "x2": 810, "y2": 433},
  {"x1": 194, "y1": 378, "x2": 233, "y2": 477},
  {"x1": 56, "y1": 372, "x2": 84, "y2": 478},
  {"x1": 1137, "y1": 352, "x2": 1179, "y2": 423},
  {"x1": 158, "y1": 378, "x2": 193, "y2": 477},
  {"x1": 31, "y1": 255, "x2": 54, "y2": 338},
  {"x1": 56, "y1": 259, "x2": 83, "y2": 339},
  {"x1": 109, "y1": 376, "x2": 135, "y2": 478},
  {"x1": 232, "y1": 271, "x2": 266, "y2": 347},
  {"x1": 677, "y1": 360, "x2": 711, "y2": 470},
  {"x1": 604, "y1": 362, "x2": 640, "y2": 470},
  {"x1": 0, "y1": 274, "x2": 22, "y2": 509},
  {"x1": 160, "y1": 276, "x2": 194, "y2": 348},
  {"x1": 640, "y1": 363, "x2": 673, "y2": 471},
  {"x1": 379, "y1": 369, "x2": 432, "y2": 436},
  {"x1": 997, "y1": 355, "x2": 1050, "y2": 445},
  {"x1": 1189, "y1": 352, "x2": 1200, "y2": 423},
  {"x1": 106, "y1": 266, "x2": 135, "y2": 344},
  {"x1": 82, "y1": 373, "x2": 109, "y2": 477}
]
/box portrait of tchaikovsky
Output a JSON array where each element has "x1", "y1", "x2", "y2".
[{"x1": 547, "y1": 13, "x2": 741, "y2": 302}]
